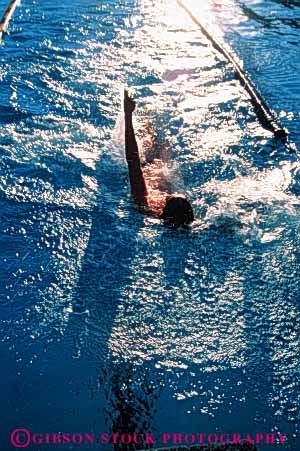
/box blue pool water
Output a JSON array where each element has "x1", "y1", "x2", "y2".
[{"x1": 0, "y1": 0, "x2": 300, "y2": 450}]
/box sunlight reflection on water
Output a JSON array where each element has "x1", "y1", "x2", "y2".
[{"x1": 0, "y1": 0, "x2": 299, "y2": 447}]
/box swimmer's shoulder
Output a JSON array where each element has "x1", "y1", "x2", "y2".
[{"x1": 138, "y1": 191, "x2": 168, "y2": 219}]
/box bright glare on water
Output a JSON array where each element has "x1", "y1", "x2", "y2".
[{"x1": 0, "y1": 0, "x2": 300, "y2": 450}]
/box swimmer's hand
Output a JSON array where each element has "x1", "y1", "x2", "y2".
[{"x1": 124, "y1": 89, "x2": 136, "y2": 115}]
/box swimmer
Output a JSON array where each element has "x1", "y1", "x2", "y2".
[{"x1": 124, "y1": 89, "x2": 194, "y2": 227}]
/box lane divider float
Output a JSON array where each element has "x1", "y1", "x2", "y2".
[
  {"x1": 176, "y1": 0, "x2": 288, "y2": 140},
  {"x1": 0, "y1": 0, "x2": 20, "y2": 43}
]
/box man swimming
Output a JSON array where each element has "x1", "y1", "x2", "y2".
[{"x1": 124, "y1": 89, "x2": 194, "y2": 227}]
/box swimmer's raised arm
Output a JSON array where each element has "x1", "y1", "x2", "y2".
[{"x1": 124, "y1": 89, "x2": 147, "y2": 204}]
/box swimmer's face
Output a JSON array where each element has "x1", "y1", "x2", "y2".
[{"x1": 161, "y1": 194, "x2": 194, "y2": 227}]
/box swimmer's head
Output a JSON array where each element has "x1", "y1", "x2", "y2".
[{"x1": 161, "y1": 194, "x2": 194, "y2": 227}]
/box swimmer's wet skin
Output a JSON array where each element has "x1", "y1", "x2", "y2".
[{"x1": 124, "y1": 89, "x2": 194, "y2": 227}]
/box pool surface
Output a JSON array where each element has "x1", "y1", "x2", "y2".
[{"x1": 0, "y1": 0, "x2": 300, "y2": 450}]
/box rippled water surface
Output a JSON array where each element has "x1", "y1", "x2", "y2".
[{"x1": 0, "y1": 0, "x2": 300, "y2": 450}]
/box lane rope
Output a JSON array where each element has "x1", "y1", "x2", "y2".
[
  {"x1": 0, "y1": 0, "x2": 20, "y2": 43},
  {"x1": 176, "y1": 0, "x2": 288, "y2": 141}
]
